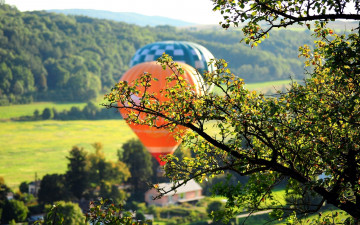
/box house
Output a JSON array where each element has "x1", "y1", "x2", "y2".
[
  {"x1": 28, "y1": 180, "x2": 40, "y2": 196},
  {"x1": 6, "y1": 192, "x2": 14, "y2": 200},
  {"x1": 145, "y1": 179, "x2": 203, "y2": 206}
]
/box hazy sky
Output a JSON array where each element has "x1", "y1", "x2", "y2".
[{"x1": 5, "y1": 0, "x2": 224, "y2": 25}]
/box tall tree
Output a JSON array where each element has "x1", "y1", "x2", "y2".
[
  {"x1": 119, "y1": 139, "x2": 154, "y2": 202},
  {"x1": 104, "y1": 2, "x2": 360, "y2": 222},
  {"x1": 87, "y1": 143, "x2": 131, "y2": 204},
  {"x1": 65, "y1": 146, "x2": 89, "y2": 200}
]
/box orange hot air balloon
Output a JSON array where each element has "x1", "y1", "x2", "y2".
[{"x1": 118, "y1": 61, "x2": 203, "y2": 166}]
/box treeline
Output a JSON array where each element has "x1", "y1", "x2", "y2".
[
  {"x1": 14, "y1": 102, "x2": 120, "y2": 121},
  {"x1": 0, "y1": 4, "x2": 314, "y2": 105}
]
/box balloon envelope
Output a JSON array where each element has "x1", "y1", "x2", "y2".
[
  {"x1": 119, "y1": 61, "x2": 203, "y2": 166},
  {"x1": 130, "y1": 41, "x2": 215, "y2": 78}
]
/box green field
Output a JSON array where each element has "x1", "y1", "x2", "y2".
[{"x1": 0, "y1": 120, "x2": 136, "y2": 188}]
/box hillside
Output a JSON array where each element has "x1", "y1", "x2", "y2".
[{"x1": 0, "y1": 4, "x2": 315, "y2": 105}]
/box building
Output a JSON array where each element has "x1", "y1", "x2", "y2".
[
  {"x1": 145, "y1": 179, "x2": 203, "y2": 206},
  {"x1": 28, "y1": 180, "x2": 40, "y2": 196}
]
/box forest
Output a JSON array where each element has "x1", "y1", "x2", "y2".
[{"x1": 0, "y1": 3, "x2": 314, "y2": 105}]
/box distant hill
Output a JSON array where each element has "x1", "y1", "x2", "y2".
[{"x1": 47, "y1": 9, "x2": 195, "y2": 27}]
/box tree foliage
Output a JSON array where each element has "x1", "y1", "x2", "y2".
[
  {"x1": 38, "y1": 174, "x2": 70, "y2": 204},
  {"x1": 40, "y1": 198, "x2": 148, "y2": 225},
  {"x1": 1, "y1": 199, "x2": 29, "y2": 224},
  {"x1": 119, "y1": 139, "x2": 154, "y2": 202},
  {"x1": 19, "y1": 181, "x2": 29, "y2": 194},
  {"x1": 65, "y1": 143, "x2": 131, "y2": 204},
  {"x1": 38, "y1": 143, "x2": 130, "y2": 205},
  {"x1": 65, "y1": 146, "x2": 89, "y2": 200},
  {"x1": 207, "y1": 200, "x2": 226, "y2": 220},
  {"x1": 44, "y1": 201, "x2": 86, "y2": 225},
  {"x1": 86, "y1": 198, "x2": 149, "y2": 225},
  {"x1": 104, "y1": 20, "x2": 360, "y2": 225},
  {"x1": 212, "y1": 0, "x2": 360, "y2": 45},
  {"x1": 0, "y1": 177, "x2": 10, "y2": 222}
]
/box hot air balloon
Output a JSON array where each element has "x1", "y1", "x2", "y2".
[
  {"x1": 119, "y1": 61, "x2": 203, "y2": 166},
  {"x1": 130, "y1": 41, "x2": 215, "y2": 79}
]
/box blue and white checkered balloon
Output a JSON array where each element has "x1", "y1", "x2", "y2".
[{"x1": 130, "y1": 41, "x2": 215, "y2": 77}]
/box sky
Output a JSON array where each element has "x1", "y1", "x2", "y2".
[{"x1": 5, "y1": 0, "x2": 224, "y2": 25}]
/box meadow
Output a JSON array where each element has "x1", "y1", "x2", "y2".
[{"x1": 0, "y1": 120, "x2": 136, "y2": 188}]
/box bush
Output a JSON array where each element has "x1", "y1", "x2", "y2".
[
  {"x1": 28, "y1": 204, "x2": 44, "y2": 215},
  {"x1": 136, "y1": 210, "x2": 146, "y2": 221},
  {"x1": 1, "y1": 199, "x2": 29, "y2": 224},
  {"x1": 19, "y1": 181, "x2": 29, "y2": 194},
  {"x1": 160, "y1": 206, "x2": 190, "y2": 218},
  {"x1": 44, "y1": 201, "x2": 86, "y2": 225},
  {"x1": 207, "y1": 200, "x2": 225, "y2": 215},
  {"x1": 41, "y1": 107, "x2": 53, "y2": 119},
  {"x1": 156, "y1": 205, "x2": 207, "y2": 224},
  {"x1": 190, "y1": 221, "x2": 209, "y2": 225}
]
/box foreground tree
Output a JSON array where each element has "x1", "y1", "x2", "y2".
[
  {"x1": 105, "y1": 27, "x2": 360, "y2": 222},
  {"x1": 104, "y1": 0, "x2": 360, "y2": 223},
  {"x1": 212, "y1": 0, "x2": 360, "y2": 45}
]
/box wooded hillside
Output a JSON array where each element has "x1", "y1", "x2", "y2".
[{"x1": 0, "y1": 4, "x2": 313, "y2": 105}]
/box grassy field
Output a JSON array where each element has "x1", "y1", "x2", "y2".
[{"x1": 0, "y1": 120, "x2": 136, "y2": 188}]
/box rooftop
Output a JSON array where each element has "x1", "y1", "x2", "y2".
[{"x1": 156, "y1": 179, "x2": 202, "y2": 196}]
